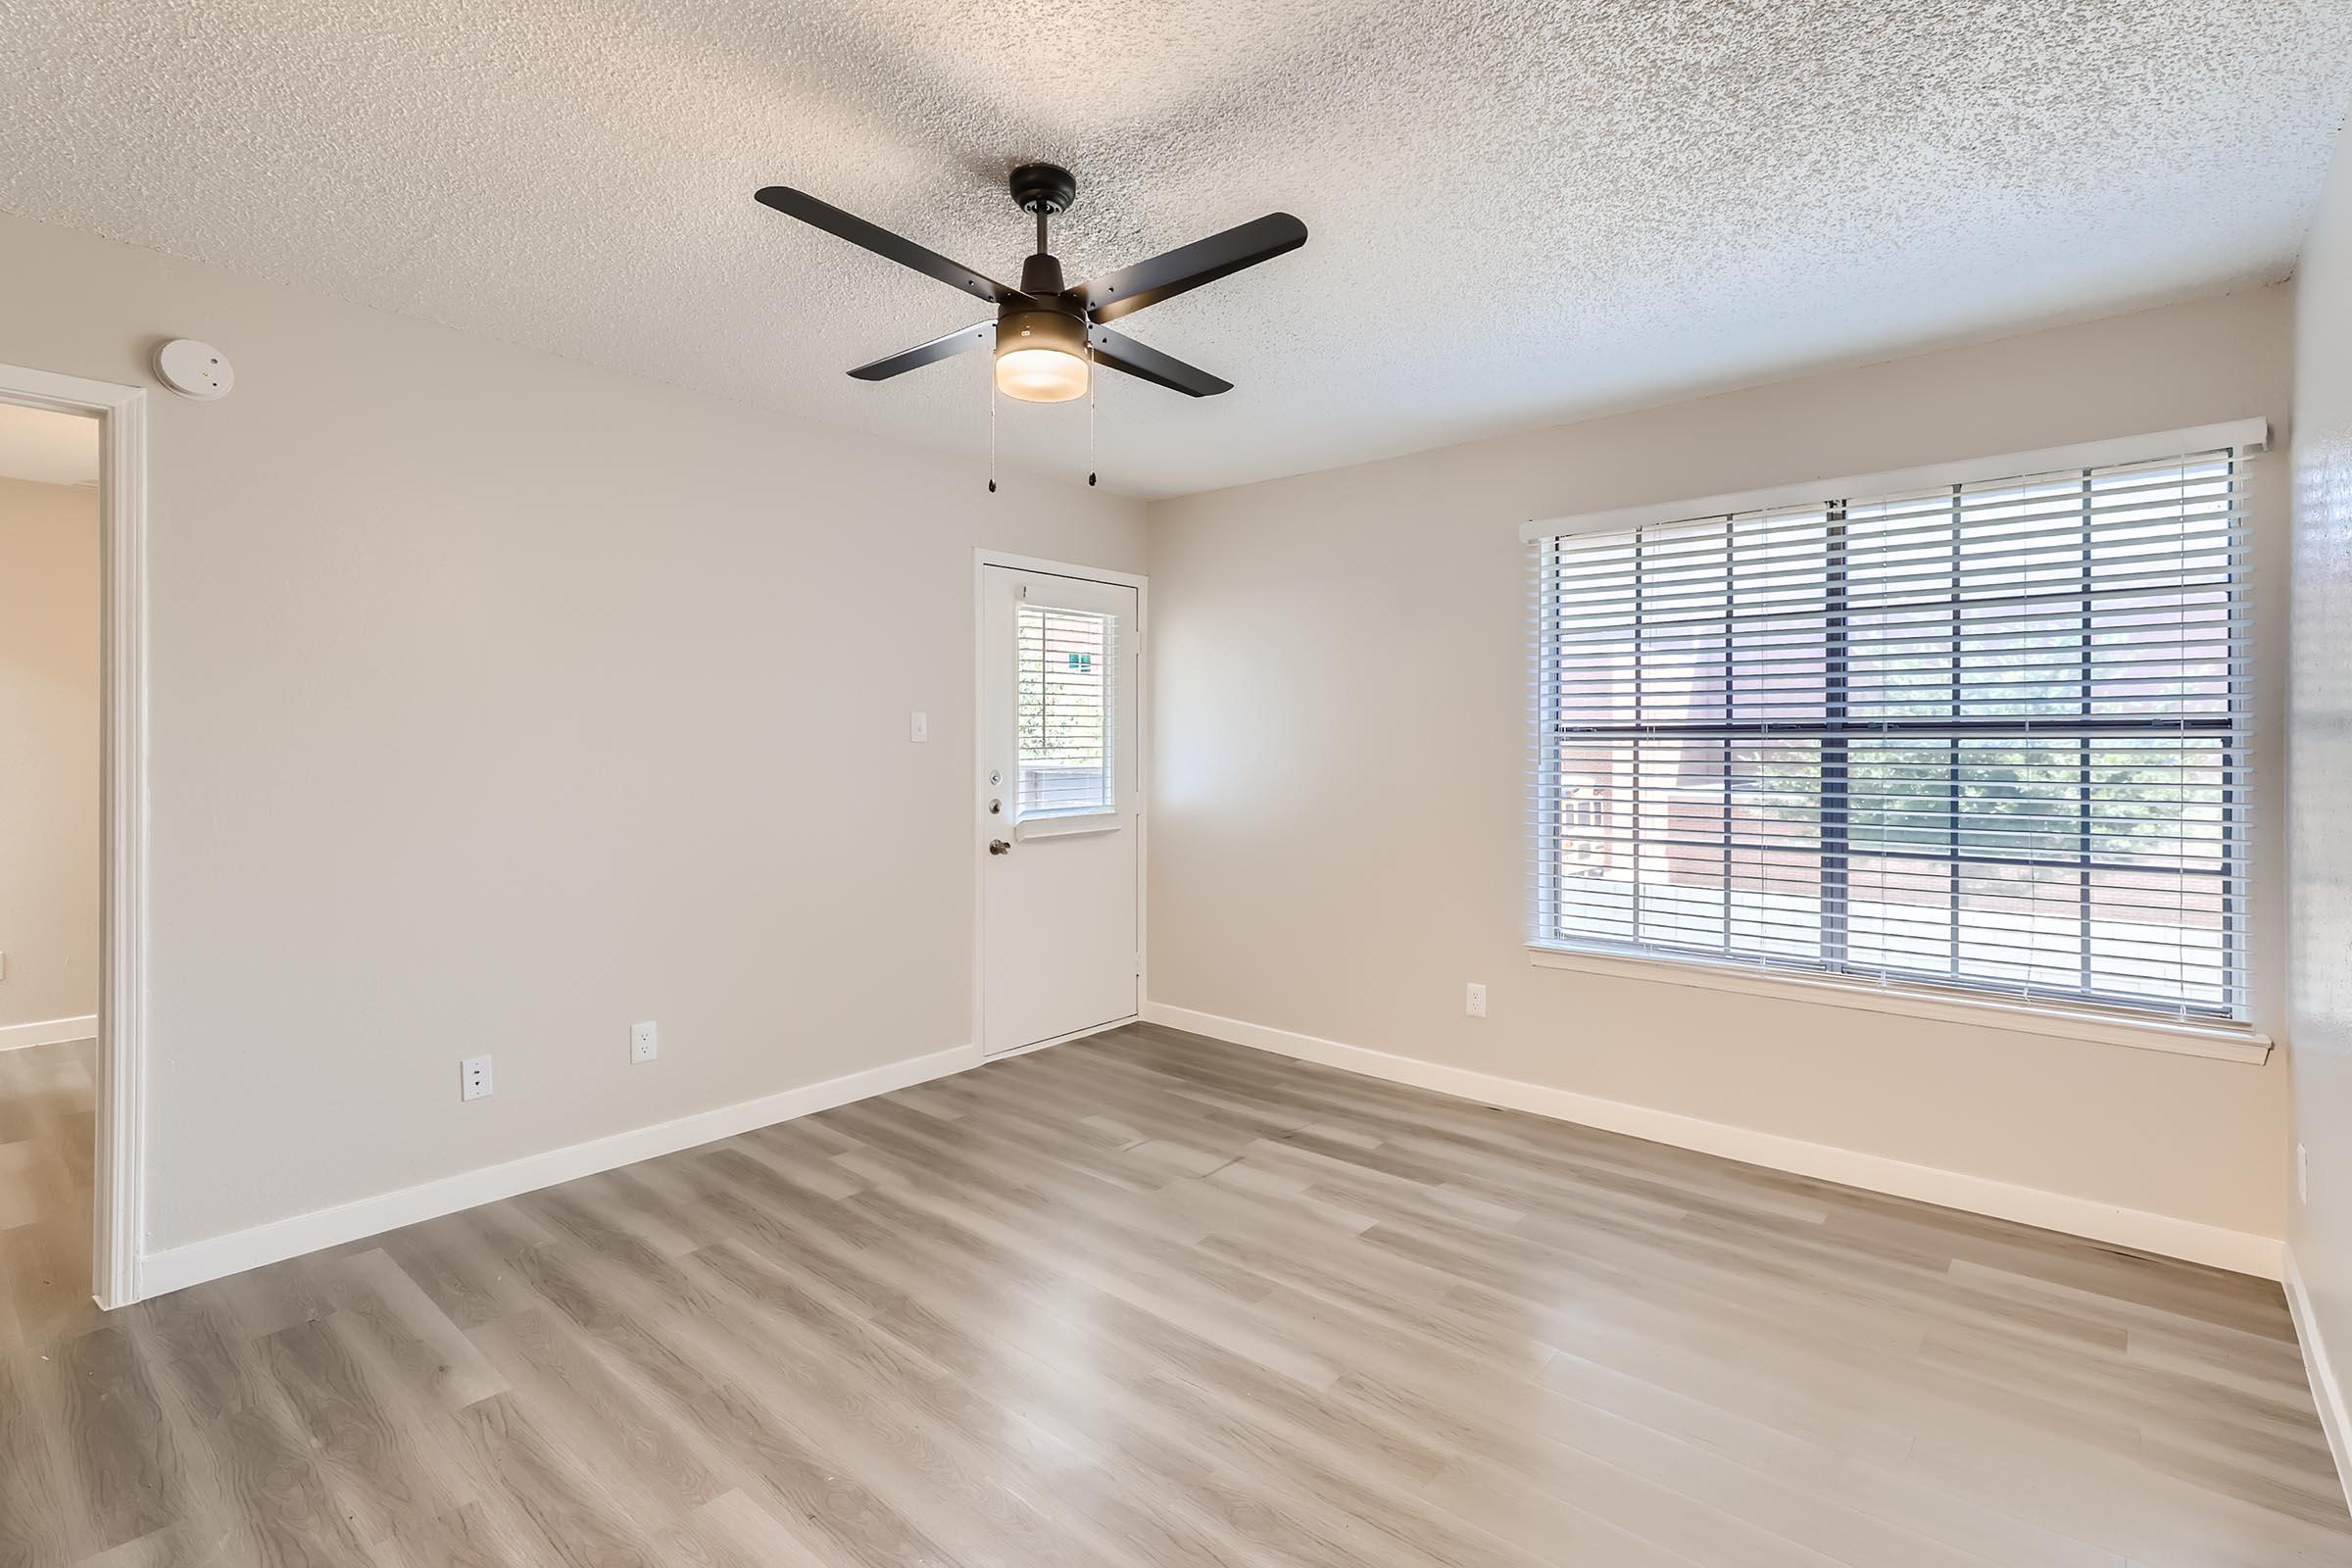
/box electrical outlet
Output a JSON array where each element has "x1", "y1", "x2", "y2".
[
  {"x1": 2299, "y1": 1143, "x2": 2310, "y2": 1204},
  {"x1": 910, "y1": 710, "x2": 929, "y2": 743},
  {"x1": 631, "y1": 1020, "x2": 659, "y2": 1064},
  {"x1": 0, "y1": 951, "x2": 8, "y2": 981},
  {"x1": 461, "y1": 1054, "x2": 493, "y2": 1102},
  {"x1": 1465, "y1": 982, "x2": 1488, "y2": 1018}
]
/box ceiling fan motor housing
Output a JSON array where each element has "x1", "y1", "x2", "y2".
[
  {"x1": 1003, "y1": 248, "x2": 1086, "y2": 356},
  {"x1": 1018, "y1": 251, "x2": 1068, "y2": 296},
  {"x1": 997, "y1": 303, "x2": 1087, "y2": 359}
]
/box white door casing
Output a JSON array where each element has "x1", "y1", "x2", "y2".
[{"x1": 977, "y1": 561, "x2": 1141, "y2": 1056}]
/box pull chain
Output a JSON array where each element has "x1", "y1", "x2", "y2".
[
  {"x1": 986, "y1": 359, "x2": 997, "y2": 494},
  {"x1": 1086, "y1": 309, "x2": 1099, "y2": 487}
]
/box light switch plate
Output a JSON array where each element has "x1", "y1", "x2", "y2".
[{"x1": 910, "y1": 710, "x2": 929, "y2": 743}]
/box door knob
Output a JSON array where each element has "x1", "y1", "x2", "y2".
[{"x1": 988, "y1": 839, "x2": 1011, "y2": 856}]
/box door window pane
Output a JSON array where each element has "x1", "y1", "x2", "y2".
[{"x1": 1017, "y1": 605, "x2": 1116, "y2": 817}]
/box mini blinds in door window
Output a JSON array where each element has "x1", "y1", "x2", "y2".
[
  {"x1": 1533, "y1": 444, "x2": 2252, "y2": 1022},
  {"x1": 1017, "y1": 603, "x2": 1117, "y2": 818}
]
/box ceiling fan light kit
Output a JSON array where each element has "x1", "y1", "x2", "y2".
[
  {"x1": 993, "y1": 308, "x2": 1090, "y2": 403},
  {"x1": 754, "y1": 162, "x2": 1306, "y2": 486}
]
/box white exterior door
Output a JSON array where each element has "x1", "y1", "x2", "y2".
[{"x1": 978, "y1": 563, "x2": 1141, "y2": 1056}]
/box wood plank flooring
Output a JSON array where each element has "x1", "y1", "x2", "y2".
[{"x1": 2, "y1": 1024, "x2": 2346, "y2": 1567}]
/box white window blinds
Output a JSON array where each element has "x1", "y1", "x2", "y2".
[
  {"x1": 1532, "y1": 438, "x2": 2254, "y2": 1023},
  {"x1": 1017, "y1": 604, "x2": 1117, "y2": 818}
]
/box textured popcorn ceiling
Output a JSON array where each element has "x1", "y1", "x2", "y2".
[{"x1": 5, "y1": 1, "x2": 2349, "y2": 498}]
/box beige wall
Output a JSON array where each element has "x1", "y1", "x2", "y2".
[
  {"x1": 0, "y1": 214, "x2": 1145, "y2": 1252},
  {"x1": 0, "y1": 473, "x2": 99, "y2": 1031},
  {"x1": 2289, "y1": 129, "x2": 2352, "y2": 1379},
  {"x1": 1148, "y1": 285, "x2": 2295, "y2": 1244}
]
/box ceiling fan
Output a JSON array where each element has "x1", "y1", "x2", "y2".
[{"x1": 754, "y1": 163, "x2": 1306, "y2": 404}]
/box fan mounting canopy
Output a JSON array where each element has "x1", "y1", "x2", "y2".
[{"x1": 1009, "y1": 163, "x2": 1078, "y2": 217}]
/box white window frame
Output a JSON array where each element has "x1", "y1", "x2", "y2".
[
  {"x1": 1012, "y1": 599, "x2": 1120, "y2": 835},
  {"x1": 1522, "y1": 419, "x2": 2272, "y2": 1064}
]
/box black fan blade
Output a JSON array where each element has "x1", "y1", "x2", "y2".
[
  {"x1": 755, "y1": 187, "x2": 1029, "y2": 307},
  {"x1": 1066, "y1": 213, "x2": 1306, "y2": 323},
  {"x1": 849, "y1": 321, "x2": 996, "y2": 381},
  {"x1": 1088, "y1": 326, "x2": 1232, "y2": 397}
]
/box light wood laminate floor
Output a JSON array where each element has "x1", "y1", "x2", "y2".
[{"x1": 2, "y1": 1025, "x2": 2346, "y2": 1567}]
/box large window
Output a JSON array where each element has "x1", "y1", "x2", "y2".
[{"x1": 1533, "y1": 437, "x2": 2253, "y2": 1023}]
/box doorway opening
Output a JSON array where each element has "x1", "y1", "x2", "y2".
[
  {"x1": 0, "y1": 402, "x2": 101, "y2": 1329},
  {"x1": 0, "y1": 363, "x2": 148, "y2": 1311}
]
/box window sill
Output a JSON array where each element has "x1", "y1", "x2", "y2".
[{"x1": 1524, "y1": 945, "x2": 2271, "y2": 1064}]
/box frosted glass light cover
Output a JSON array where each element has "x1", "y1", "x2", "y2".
[{"x1": 996, "y1": 347, "x2": 1089, "y2": 403}]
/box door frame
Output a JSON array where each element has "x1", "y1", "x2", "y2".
[
  {"x1": 0, "y1": 361, "x2": 150, "y2": 1308},
  {"x1": 970, "y1": 550, "x2": 1149, "y2": 1060}
]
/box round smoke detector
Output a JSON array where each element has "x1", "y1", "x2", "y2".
[{"x1": 155, "y1": 339, "x2": 234, "y2": 400}]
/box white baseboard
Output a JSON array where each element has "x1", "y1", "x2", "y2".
[
  {"x1": 138, "y1": 1042, "x2": 983, "y2": 1300},
  {"x1": 2285, "y1": 1249, "x2": 2352, "y2": 1513},
  {"x1": 0, "y1": 1012, "x2": 98, "y2": 1053},
  {"x1": 1143, "y1": 1001, "x2": 2283, "y2": 1280}
]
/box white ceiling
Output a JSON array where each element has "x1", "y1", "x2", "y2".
[
  {"x1": 0, "y1": 403, "x2": 99, "y2": 487},
  {"x1": 5, "y1": 1, "x2": 2348, "y2": 499}
]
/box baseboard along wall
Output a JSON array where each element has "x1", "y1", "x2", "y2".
[
  {"x1": 1141, "y1": 1000, "x2": 2284, "y2": 1281},
  {"x1": 139, "y1": 1041, "x2": 982, "y2": 1299},
  {"x1": 136, "y1": 1001, "x2": 2288, "y2": 1301},
  {"x1": 2286, "y1": 1250, "x2": 2352, "y2": 1514},
  {"x1": 0, "y1": 1013, "x2": 98, "y2": 1054}
]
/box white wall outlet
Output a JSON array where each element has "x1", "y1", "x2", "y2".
[
  {"x1": 630, "y1": 1020, "x2": 659, "y2": 1064},
  {"x1": 1465, "y1": 982, "x2": 1488, "y2": 1018},
  {"x1": 0, "y1": 952, "x2": 8, "y2": 981},
  {"x1": 2299, "y1": 1143, "x2": 2310, "y2": 1204},
  {"x1": 461, "y1": 1054, "x2": 493, "y2": 1101},
  {"x1": 910, "y1": 710, "x2": 929, "y2": 743}
]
